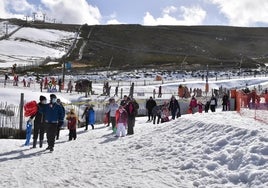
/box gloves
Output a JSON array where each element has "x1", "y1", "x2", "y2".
[{"x1": 58, "y1": 120, "x2": 64, "y2": 127}]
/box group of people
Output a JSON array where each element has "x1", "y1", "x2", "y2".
[
  {"x1": 28, "y1": 93, "x2": 94, "y2": 151},
  {"x1": 27, "y1": 90, "x2": 230, "y2": 151},
  {"x1": 146, "y1": 93, "x2": 229, "y2": 122},
  {"x1": 28, "y1": 94, "x2": 65, "y2": 152},
  {"x1": 189, "y1": 95, "x2": 219, "y2": 113},
  {"x1": 104, "y1": 95, "x2": 139, "y2": 137},
  {"x1": 146, "y1": 95, "x2": 181, "y2": 125}
]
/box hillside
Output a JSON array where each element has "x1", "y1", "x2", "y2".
[
  {"x1": 69, "y1": 24, "x2": 268, "y2": 72},
  {"x1": 4, "y1": 19, "x2": 268, "y2": 73}
]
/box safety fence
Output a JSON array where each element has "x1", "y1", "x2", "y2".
[
  {"x1": 235, "y1": 90, "x2": 268, "y2": 124},
  {"x1": 0, "y1": 94, "x2": 195, "y2": 138},
  {"x1": 0, "y1": 97, "x2": 148, "y2": 138},
  {"x1": 0, "y1": 102, "x2": 25, "y2": 138}
]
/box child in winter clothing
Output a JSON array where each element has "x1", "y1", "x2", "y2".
[
  {"x1": 83, "y1": 105, "x2": 95, "y2": 130},
  {"x1": 87, "y1": 105, "x2": 95, "y2": 130},
  {"x1": 115, "y1": 106, "x2": 128, "y2": 137},
  {"x1": 210, "y1": 95, "x2": 218, "y2": 112},
  {"x1": 197, "y1": 101, "x2": 204, "y2": 113},
  {"x1": 106, "y1": 97, "x2": 119, "y2": 133},
  {"x1": 161, "y1": 102, "x2": 170, "y2": 123},
  {"x1": 152, "y1": 105, "x2": 162, "y2": 124},
  {"x1": 66, "y1": 109, "x2": 78, "y2": 141},
  {"x1": 204, "y1": 101, "x2": 210, "y2": 113},
  {"x1": 189, "y1": 96, "x2": 197, "y2": 114}
]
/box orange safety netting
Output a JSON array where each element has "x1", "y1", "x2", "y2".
[{"x1": 235, "y1": 90, "x2": 268, "y2": 124}]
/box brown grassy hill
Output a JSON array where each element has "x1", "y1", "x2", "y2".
[
  {"x1": 5, "y1": 19, "x2": 268, "y2": 72},
  {"x1": 72, "y1": 24, "x2": 268, "y2": 72}
]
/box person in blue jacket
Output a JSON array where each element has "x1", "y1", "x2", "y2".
[
  {"x1": 41, "y1": 94, "x2": 64, "y2": 152},
  {"x1": 87, "y1": 105, "x2": 95, "y2": 130}
]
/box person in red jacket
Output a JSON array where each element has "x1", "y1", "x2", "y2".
[
  {"x1": 66, "y1": 109, "x2": 78, "y2": 141},
  {"x1": 197, "y1": 101, "x2": 204, "y2": 113},
  {"x1": 189, "y1": 96, "x2": 197, "y2": 114}
]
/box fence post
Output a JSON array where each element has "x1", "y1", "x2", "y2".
[
  {"x1": 19, "y1": 93, "x2": 24, "y2": 137},
  {"x1": 120, "y1": 88, "x2": 123, "y2": 99}
]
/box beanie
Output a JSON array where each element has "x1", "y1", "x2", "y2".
[
  {"x1": 50, "y1": 94, "x2": 57, "y2": 99},
  {"x1": 39, "y1": 95, "x2": 46, "y2": 101}
]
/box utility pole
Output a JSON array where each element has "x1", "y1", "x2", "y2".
[
  {"x1": 62, "y1": 55, "x2": 66, "y2": 87},
  {"x1": 24, "y1": 15, "x2": 29, "y2": 23},
  {"x1": 205, "y1": 64, "x2": 209, "y2": 96},
  {"x1": 265, "y1": 64, "x2": 267, "y2": 77},
  {"x1": 19, "y1": 93, "x2": 24, "y2": 138},
  {"x1": 4, "y1": 22, "x2": 8, "y2": 36},
  {"x1": 32, "y1": 12, "x2": 37, "y2": 22},
  {"x1": 43, "y1": 13, "x2": 46, "y2": 22},
  {"x1": 239, "y1": 57, "x2": 242, "y2": 78}
]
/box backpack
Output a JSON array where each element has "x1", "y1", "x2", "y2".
[{"x1": 128, "y1": 101, "x2": 139, "y2": 116}]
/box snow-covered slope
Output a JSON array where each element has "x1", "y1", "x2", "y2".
[
  {"x1": 0, "y1": 112, "x2": 267, "y2": 188},
  {"x1": 0, "y1": 21, "x2": 76, "y2": 68}
]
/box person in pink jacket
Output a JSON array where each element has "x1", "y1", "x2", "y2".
[
  {"x1": 189, "y1": 96, "x2": 197, "y2": 114},
  {"x1": 197, "y1": 101, "x2": 204, "y2": 113},
  {"x1": 115, "y1": 106, "x2": 128, "y2": 137}
]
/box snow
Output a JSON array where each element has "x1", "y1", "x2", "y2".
[
  {"x1": 0, "y1": 77, "x2": 268, "y2": 188},
  {"x1": 0, "y1": 22, "x2": 19, "y2": 36},
  {"x1": 0, "y1": 21, "x2": 76, "y2": 68},
  {"x1": 10, "y1": 27, "x2": 75, "y2": 42},
  {"x1": 0, "y1": 20, "x2": 268, "y2": 188}
]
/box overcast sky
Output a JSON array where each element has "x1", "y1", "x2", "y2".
[{"x1": 0, "y1": 0, "x2": 268, "y2": 27}]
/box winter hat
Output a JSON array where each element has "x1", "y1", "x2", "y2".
[
  {"x1": 39, "y1": 95, "x2": 46, "y2": 101},
  {"x1": 50, "y1": 94, "x2": 57, "y2": 99}
]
